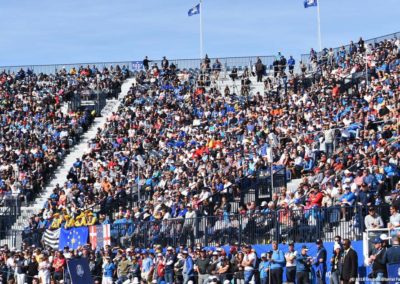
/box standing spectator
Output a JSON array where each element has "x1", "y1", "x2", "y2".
[
  {"x1": 14, "y1": 252, "x2": 27, "y2": 284},
  {"x1": 143, "y1": 56, "x2": 151, "y2": 71},
  {"x1": 241, "y1": 245, "x2": 256, "y2": 284},
  {"x1": 182, "y1": 251, "x2": 194, "y2": 284},
  {"x1": 288, "y1": 56, "x2": 295, "y2": 74},
  {"x1": 296, "y1": 245, "x2": 312, "y2": 284},
  {"x1": 52, "y1": 251, "x2": 66, "y2": 283},
  {"x1": 388, "y1": 206, "x2": 400, "y2": 236},
  {"x1": 195, "y1": 249, "x2": 210, "y2": 284},
  {"x1": 117, "y1": 253, "x2": 131, "y2": 284},
  {"x1": 182, "y1": 205, "x2": 197, "y2": 246},
  {"x1": 155, "y1": 253, "x2": 166, "y2": 284},
  {"x1": 385, "y1": 236, "x2": 400, "y2": 264},
  {"x1": 364, "y1": 207, "x2": 384, "y2": 230},
  {"x1": 38, "y1": 255, "x2": 51, "y2": 284},
  {"x1": 314, "y1": 239, "x2": 327, "y2": 284},
  {"x1": 141, "y1": 252, "x2": 154, "y2": 284},
  {"x1": 255, "y1": 58, "x2": 265, "y2": 82},
  {"x1": 102, "y1": 256, "x2": 116, "y2": 284},
  {"x1": 340, "y1": 239, "x2": 358, "y2": 284},
  {"x1": 367, "y1": 238, "x2": 387, "y2": 284},
  {"x1": 161, "y1": 56, "x2": 169, "y2": 70},
  {"x1": 329, "y1": 243, "x2": 342, "y2": 284},
  {"x1": 232, "y1": 251, "x2": 245, "y2": 284},
  {"x1": 258, "y1": 253, "x2": 270, "y2": 284},
  {"x1": 285, "y1": 241, "x2": 297, "y2": 284},
  {"x1": 165, "y1": 247, "x2": 176, "y2": 284},
  {"x1": 269, "y1": 241, "x2": 285, "y2": 284}
]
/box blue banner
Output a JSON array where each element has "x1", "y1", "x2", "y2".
[
  {"x1": 59, "y1": 227, "x2": 88, "y2": 250},
  {"x1": 67, "y1": 258, "x2": 94, "y2": 284},
  {"x1": 131, "y1": 61, "x2": 143, "y2": 71},
  {"x1": 387, "y1": 262, "x2": 400, "y2": 284}
]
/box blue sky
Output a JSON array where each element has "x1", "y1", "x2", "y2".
[{"x1": 0, "y1": 0, "x2": 399, "y2": 66}]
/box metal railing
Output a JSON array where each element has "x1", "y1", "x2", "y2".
[
  {"x1": 108, "y1": 204, "x2": 369, "y2": 248},
  {"x1": 7, "y1": 204, "x2": 393, "y2": 250},
  {"x1": 300, "y1": 31, "x2": 400, "y2": 70},
  {"x1": 0, "y1": 55, "x2": 276, "y2": 75}
]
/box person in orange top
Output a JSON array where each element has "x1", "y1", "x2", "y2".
[{"x1": 101, "y1": 177, "x2": 112, "y2": 193}]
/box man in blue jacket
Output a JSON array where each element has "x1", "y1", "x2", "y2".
[
  {"x1": 314, "y1": 239, "x2": 327, "y2": 284},
  {"x1": 182, "y1": 250, "x2": 194, "y2": 284},
  {"x1": 270, "y1": 241, "x2": 285, "y2": 284},
  {"x1": 296, "y1": 245, "x2": 312, "y2": 284}
]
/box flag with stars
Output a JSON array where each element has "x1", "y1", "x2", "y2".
[{"x1": 59, "y1": 227, "x2": 89, "y2": 250}]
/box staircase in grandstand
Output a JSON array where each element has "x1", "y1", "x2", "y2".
[{"x1": 0, "y1": 78, "x2": 136, "y2": 247}]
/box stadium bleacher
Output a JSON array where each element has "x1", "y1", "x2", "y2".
[{"x1": 0, "y1": 32, "x2": 398, "y2": 283}]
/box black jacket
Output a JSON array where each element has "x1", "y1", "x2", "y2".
[{"x1": 340, "y1": 248, "x2": 358, "y2": 281}]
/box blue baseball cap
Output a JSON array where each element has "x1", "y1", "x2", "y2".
[{"x1": 372, "y1": 238, "x2": 382, "y2": 244}]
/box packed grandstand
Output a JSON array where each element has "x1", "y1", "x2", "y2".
[{"x1": 0, "y1": 32, "x2": 398, "y2": 284}]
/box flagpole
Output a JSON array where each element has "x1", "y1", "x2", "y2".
[
  {"x1": 199, "y1": 0, "x2": 204, "y2": 60},
  {"x1": 317, "y1": 0, "x2": 322, "y2": 52}
]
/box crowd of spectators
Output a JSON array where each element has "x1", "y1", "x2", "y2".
[
  {"x1": 0, "y1": 236, "x2": 368, "y2": 284},
  {"x1": 18, "y1": 35, "x2": 400, "y2": 249},
  {"x1": 0, "y1": 65, "x2": 126, "y2": 207},
  {"x1": 0, "y1": 34, "x2": 395, "y2": 283}
]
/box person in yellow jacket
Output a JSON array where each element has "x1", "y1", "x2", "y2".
[
  {"x1": 64, "y1": 215, "x2": 75, "y2": 228},
  {"x1": 74, "y1": 212, "x2": 86, "y2": 227},
  {"x1": 50, "y1": 213, "x2": 63, "y2": 229},
  {"x1": 86, "y1": 211, "x2": 97, "y2": 226}
]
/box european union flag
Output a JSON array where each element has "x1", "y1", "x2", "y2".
[
  {"x1": 188, "y1": 4, "x2": 200, "y2": 16},
  {"x1": 304, "y1": 0, "x2": 317, "y2": 8},
  {"x1": 59, "y1": 227, "x2": 89, "y2": 250}
]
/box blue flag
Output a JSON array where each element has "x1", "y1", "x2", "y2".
[
  {"x1": 59, "y1": 227, "x2": 89, "y2": 250},
  {"x1": 304, "y1": 0, "x2": 317, "y2": 8},
  {"x1": 188, "y1": 4, "x2": 200, "y2": 16},
  {"x1": 67, "y1": 258, "x2": 94, "y2": 284}
]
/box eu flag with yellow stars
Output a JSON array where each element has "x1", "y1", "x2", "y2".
[{"x1": 59, "y1": 227, "x2": 89, "y2": 250}]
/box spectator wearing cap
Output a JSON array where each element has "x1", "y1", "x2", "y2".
[
  {"x1": 117, "y1": 253, "x2": 131, "y2": 284},
  {"x1": 216, "y1": 253, "x2": 230, "y2": 283},
  {"x1": 155, "y1": 253, "x2": 166, "y2": 284},
  {"x1": 314, "y1": 239, "x2": 327, "y2": 284},
  {"x1": 269, "y1": 241, "x2": 285, "y2": 284},
  {"x1": 285, "y1": 241, "x2": 297, "y2": 283},
  {"x1": 258, "y1": 253, "x2": 270, "y2": 284},
  {"x1": 329, "y1": 243, "x2": 342, "y2": 284},
  {"x1": 241, "y1": 245, "x2": 256, "y2": 284},
  {"x1": 195, "y1": 249, "x2": 210, "y2": 284},
  {"x1": 296, "y1": 245, "x2": 312, "y2": 284},
  {"x1": 165, "y1": 247, "x2": 176, "y2": 284},
  {"x1": 182, "y1": 250, "x2": 194, "y2": 284},
  {"x1": 102, "y1": 256, "x2": 116, "y2": 284},
  {"x1": 364, "y1": 207, "x2": 384, "y2": 230},
  {"x1": 367, "y1": 238, "x2": 387, "y2": 283}
]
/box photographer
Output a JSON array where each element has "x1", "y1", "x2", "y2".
[
  {"x1": 296, "y1": 246, "x2": 312, "y2": 284},
  {"x1": 367, "y1": 238, "x2": 387, "y2": 284}
]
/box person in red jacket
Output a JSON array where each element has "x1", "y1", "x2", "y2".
[{"x1": 309, "y1": 185, "x2": 323, "y2": 207}]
